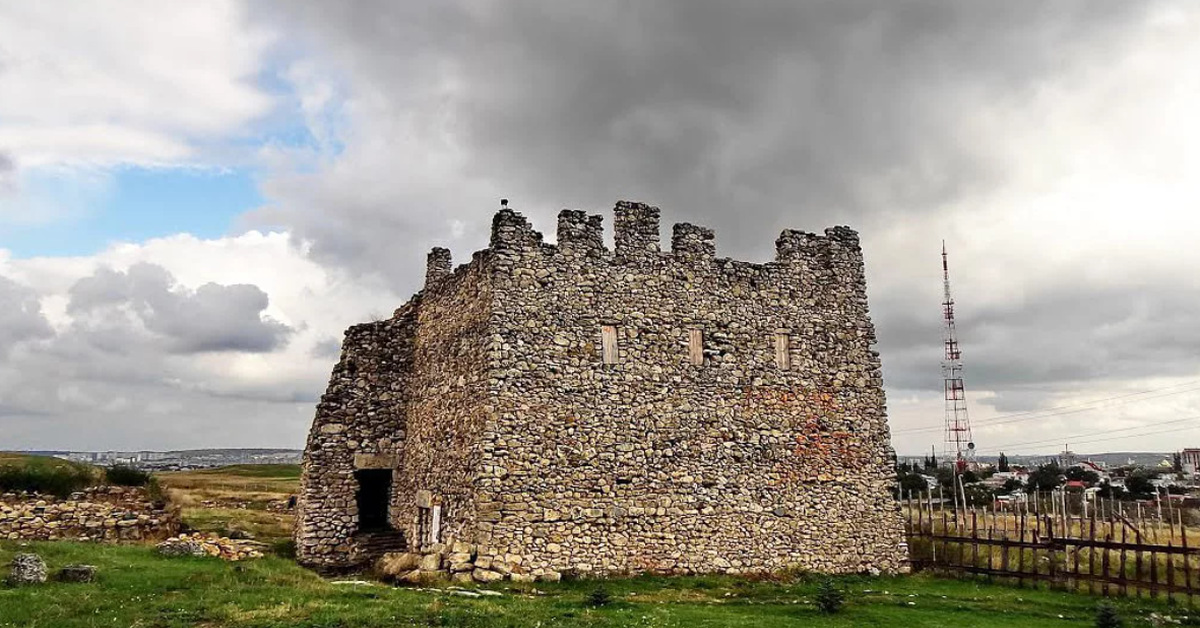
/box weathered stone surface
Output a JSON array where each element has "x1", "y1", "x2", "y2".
[
  {"x1": 472, "y1": 568, "x2": 503, "y2": 583},
  {"x1": 6, "y1": 553, "x2": 47, "y2": 585},
  {"x1": 377, "y1": 552, "x2": 420, "y2": 575},
  {"x1": 156, "y1": 533, "x2": 264, "y2": 561},
  {"x1": 0, "y1": 486, "x2": 179, "y2": 543},
  {"x1": 56, "y1": 564, "x2": 98, "y2": 583},
  {"x1": 296, "y1": 201, "x2": 908, "y2": 578},
  {"x1": 156, "y1": 539, "x2": 206, "y2": 557}
]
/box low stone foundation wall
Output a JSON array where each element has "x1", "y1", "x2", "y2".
[
  {"x1": 379, "y1": 539, "x2": 781, "y2": 584},
  {"x1": 0, "y1": 486, "x2": 181, "y2": 542}
]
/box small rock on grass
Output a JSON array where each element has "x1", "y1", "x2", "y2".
[
  {"x1": 6, "y1": 553, "x2": 47, "y2": 585},
  {"x1": 56, "y1": 565, "x2": 98, "y2": 583}
]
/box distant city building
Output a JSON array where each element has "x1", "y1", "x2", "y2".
[{"x1": 1181, "y1": 448, "x2": 1200, "y2": 475}]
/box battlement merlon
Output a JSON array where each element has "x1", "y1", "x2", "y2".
[
  {"x1": 775, "y1": 226, "x2": 862, "y2": 259},
  {"x1": 613, "y1": 201, "x2": 661, "y2": 257},
  {"x1": 426, "y1": 247, "x2": 453, "y2": 286},
  {"x1": 557, "y1": 209, "x2": 605, "y2": 257},
  {"x1": 775, "y1": 226, "x2": 866, "y2": 285},
  {"x1": 671, "y1": 222, "x2": 715, "y2": 261},
  {"x1": 489, "y1": 208, "x2": 545, "y2": 256}
]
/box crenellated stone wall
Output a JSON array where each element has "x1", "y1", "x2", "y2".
[{"x1": 297, "y1": 200, "x2": 907, "y2": 579}]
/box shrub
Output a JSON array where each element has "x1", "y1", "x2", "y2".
[
  {"x1": 0, "y1": 462, "x2": 94, "y2": 497},
  {"x1": 271, "y1": 539, "x2": 297, "y2": 559},
  {"x1": 585, "y1": 586, "x2": 613, "y2": 607},
  {"x1": 1095, "y1": 602, "x2": 1122, "y2": 628},
  {"x1": 814, "y1": 578, "x2": 845, "y2": 614},
  {"x1": 145, "y1": 477, "x2": 165, "y2": 505},
  {"x1": 104, "y1": 464, "x2": 152, "y2": 487}
]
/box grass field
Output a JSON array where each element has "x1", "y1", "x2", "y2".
[
  {"x1": 2, "y1": 540, "x2": 1187, "y2": 628},
  {"x1": 0, "y1": 453, "x2": 77, "y2": 468},
  {"x1": 0, "y1": 453, "x2": 97, "y2": 477},
  {"x1": 156, "y1": 464, "x2": 300, "y2": 543},
  {"x1": 4, "y1": 461, "x2": 1196, "y2": 626}
]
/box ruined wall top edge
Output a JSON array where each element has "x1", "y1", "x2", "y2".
[{"x1": 420, "y1": 200, "x2": 864, "y2": 290}]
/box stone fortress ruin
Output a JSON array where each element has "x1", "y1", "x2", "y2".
[{"x1": 296, "y1": 200, "x2": 908, "y2": 581}]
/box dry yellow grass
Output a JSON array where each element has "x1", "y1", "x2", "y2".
[{"x1": 157, "y1": 464, "x2": 300, "y2": 543}]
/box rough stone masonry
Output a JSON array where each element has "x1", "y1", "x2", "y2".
[{"x1": 296, "y1": 201, "x2": 908, "y2": 581}]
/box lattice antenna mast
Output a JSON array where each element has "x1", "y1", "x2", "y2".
[{"x1": 942, "y1": 242, "x2": 974, "y2": 472}]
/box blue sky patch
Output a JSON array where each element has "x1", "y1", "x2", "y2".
[{"x1": 1, "y1": 167, "x2": 263, "y2": 258}]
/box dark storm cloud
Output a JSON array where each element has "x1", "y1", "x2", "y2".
[
  {"x1": 256, "y1": 0, "x2": 1152, "y2": 265},
  {"x1": 877, "y1": 275, "x2": 1200, "y2": 412},
  {"x1": 67, "y1": 262, "x2": 293, "y2": 354},
  {"x1": 246, "y1": 0, "x2": 1194, "y2": 426}
]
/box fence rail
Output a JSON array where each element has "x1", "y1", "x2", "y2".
[{"x1": 903, "y1": 490, "x2": 1200, "y2": 603}]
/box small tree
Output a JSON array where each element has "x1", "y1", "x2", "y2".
[
  {"x1": 998, "y1": 452, "x2": 1010, "y2": 472},
  {"x1": 934, "y1": 466, "x2": 956, "y2": 489},
  {"x1": 1065, "y1": 467, "x2": 1100, "y2": 485},
  {"x1": 1125, "y1": 469, "x2": 1159, "y2": 499},
  {"x1": 1095, "y1": 601, "x2": 1121, "y2": 628},
  {"x1": 814, "y1": 578, "x2": 845, "y2": 614},
  {"x1": 1097, "y1": 480, "x2": 1125, "y2": 500},
  {"x1": 585, "y1": 586, "x2": 612, "y2": 607},
  {"x1": 963, "y1": 483, "x2": 996, "y2": 507},
  {"x1": 895, "y1": 468, "x2": 929, "y2": 498},
  {"x1": 1025, "y1": 462, "x2": 1064, "y2": 493}
]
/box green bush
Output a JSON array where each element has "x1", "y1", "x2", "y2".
[
  {"x1": 814, "y1": 578, "x2": 845, "y2": 614},
  {"x1": 104, "y1": 464, "x2": 151, "y2": 487},
  {"x1": 0, "y1": 463, "x2": 94, "y2": 497},
  {"x1": 271, "y1": 539, "x2": 297, "y2": 559},
  {"x1": 1095, "y1": 602, "x2": 1122, "y2": 628},
  {"x1": 585, "y1": 586, "x2": 613, "y2": 607}
]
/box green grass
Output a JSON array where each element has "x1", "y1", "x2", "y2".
[
  {"x1": 0, "y1": 453, "x2": 82, "y2": 468},
  {"x1": 1, "y1": 541, "x2": 1189, "y2": 628}
]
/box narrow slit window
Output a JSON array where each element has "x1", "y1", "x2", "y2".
[
  {"x1": 688, "y1": 329, "x2": 704, "y2": 366},
  {"x1": 774, "y1": 333, "x2": 790, "y2": 369},
  {"x1": 601, "y1": 325, "x2": 619, "y2": 364}
]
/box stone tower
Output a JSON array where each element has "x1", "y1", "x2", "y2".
[{"x1": 295, "y1": 201, "x2": 908, "y2": 580}]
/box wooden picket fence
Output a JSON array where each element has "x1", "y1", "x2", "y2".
[{"x1": 903, "y1": 490, "x2": 1200, "y2": 603}]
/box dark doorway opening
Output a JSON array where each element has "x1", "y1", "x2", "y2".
[{"x1": 355, "y1": 469, "x2": 392, "y2": 532}]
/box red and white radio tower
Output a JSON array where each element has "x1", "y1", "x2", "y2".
[{"x1": 941, "y1": 242, "x2": 975, "y2": 472}]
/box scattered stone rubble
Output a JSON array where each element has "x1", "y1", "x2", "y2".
[
  {"x1": 156, "y1": 533, "x2": 266, "y2": 561},
  {"x1": 6, "y1": 553, "x2": 47, "y2": 585},
  {"x1": 298, "y1": 200, "x2": 909, "y2": 579},
  {"x1": 0, "y1": 486, "x2": 179, "y2": 542}
]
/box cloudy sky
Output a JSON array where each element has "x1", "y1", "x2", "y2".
[{"x1": 2, "y1": 1, "x2": 1198, "y2": 456}]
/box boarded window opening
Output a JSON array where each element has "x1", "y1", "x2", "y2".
[
  {"x1": 354, "y1": 469, "x2": 392, "y2": 532},
  {"x1": 688, "y1": 329, "x2": 704, "y2": 366},
  {"x1": 774, "y1": 333, "x2": 791, "y2": 369},
  {"x1": 416, "y1": 503, "x2": 443, "y2": 548},
  {"x1": 601, "y1": 325, "x2": 619, "y2": 364}
]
